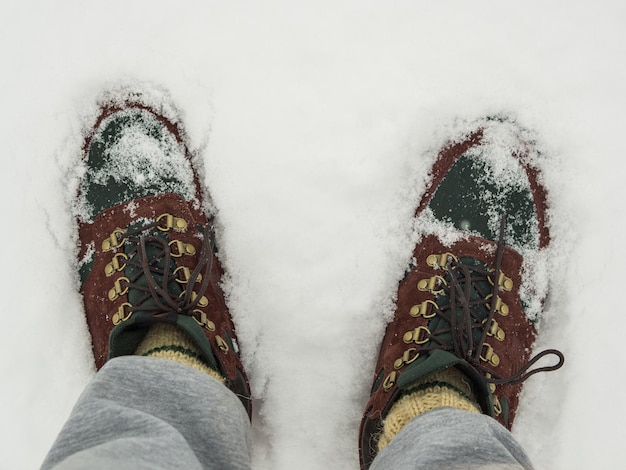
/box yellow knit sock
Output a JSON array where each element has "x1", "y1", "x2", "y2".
[
  {"x1": 377, "y1": 367, "x2": 480, "y2": 451},
  {"x1": 135, "y1": 323, "x2": 224, "y2": 384}
]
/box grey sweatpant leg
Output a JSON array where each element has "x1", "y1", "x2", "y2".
[
  {"x1": 43, "y1": 357, "x2": 530, "y2": 469},
  {"x1": 371, "y1": 407, "x2": 533, "y2": 470},
  {"x1": 41, "y1": 356, "x2": 251, "y2": 470}
]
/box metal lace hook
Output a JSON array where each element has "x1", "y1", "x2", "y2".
[
  {"x1": 181, "y1": 226, "x2": 215, "y2": 310},
  {"x1": 473, "y1": 213, "x2": 508, "y2": 362}
]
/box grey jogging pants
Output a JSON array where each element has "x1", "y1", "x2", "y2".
[{"x1": 41, "y1": 356, "x2": 533, "y2": 470}]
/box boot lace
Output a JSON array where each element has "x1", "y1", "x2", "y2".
[
  {"x1": 103, "y1": 213, "x2": 216, "y2": 329},
  {"x1": 403, "y1": 215, "x2": 564, "y2": 388}
]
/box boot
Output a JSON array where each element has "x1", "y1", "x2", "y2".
[
  {"x1": 359, "y1": 118, "x2": 564, "y2": 469},
  {"x1": 76, "y1": 96, "x2": 251, "y2": 417}
]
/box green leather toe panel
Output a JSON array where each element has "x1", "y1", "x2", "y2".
[
  {"x1": 81, "y1": 108, "x2": 196, "y2": 220},
  {"x1": 428, "y1": 152, "x2": 539, "y2": 250}
]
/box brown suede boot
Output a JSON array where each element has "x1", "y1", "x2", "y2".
[
  {"x1": 76, "y1": 95, "x2": 251, "y2": 418},
  {"x1": 359, "y1": 118, "x2": 564, "y2": 469}
]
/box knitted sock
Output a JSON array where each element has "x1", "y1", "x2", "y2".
[
  {"x1": 377, "y1": 367, "x2": 481, "y2": 451},
  {"x1": 135, "y1": 323, "x2": 224, "y2": 384}
]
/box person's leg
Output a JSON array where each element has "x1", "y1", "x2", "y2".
[
  {"x1": 371, "y1": 408, "x2": 532, "y2": 470},
  {"x1": 42, "y1": 357, "x2": 251, "y2": 470}
]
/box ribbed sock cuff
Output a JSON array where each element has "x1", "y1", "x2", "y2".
[
  {"x1": 378, "y1": 367, "x2": 480, "y2": 451},
  {"x1": 135, "y1": 323, "x2": 224, "y2": 384}
]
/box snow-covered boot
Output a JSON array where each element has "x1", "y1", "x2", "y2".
[
  {"x1": 75, "y1": 96, "x2": 251, "y2": 418},
  {"x1": 359, "y1": 118, "x2": 564, "y2": 469}
]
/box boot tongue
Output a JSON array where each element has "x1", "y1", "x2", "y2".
[
  {"x1": 428, "y1": 256, "x2": 494, "y2": 358},
  {"x1": 398, "y1": 254, "x2": 499, "y2": 416},
  {"x1": 124, "y1": 225, "x2": 183, "y2": 313},
  {"x1": 107, "y1": 221, "x2": 220, "y2": 372}
]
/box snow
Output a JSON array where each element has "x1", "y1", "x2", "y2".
[{"x1": 1, "y1": 0, "x2": 624, "y2": 468}]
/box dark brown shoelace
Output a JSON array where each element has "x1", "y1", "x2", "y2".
[
  {"x1": 117, "y1": 220, "x2": 215, "y2": 326},
  {"x1": 421, "y1": 215, "x2": 564, "y2": 387}
]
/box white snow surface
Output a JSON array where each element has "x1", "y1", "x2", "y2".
[{"x1": 1, "y1": 1, "x2": 624, "y2": 468}]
